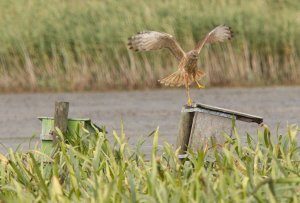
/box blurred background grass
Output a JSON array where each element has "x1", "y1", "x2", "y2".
[{"x1": 0, "y1": 0, "x2": 300, "y2": 92}]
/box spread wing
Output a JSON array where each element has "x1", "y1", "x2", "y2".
[
  {"x1": 128, "y1": 31, "x2": 186, "y2": 60},
  {"x1": 194, "y1": 25, "x2": 233, "y2": 54}
]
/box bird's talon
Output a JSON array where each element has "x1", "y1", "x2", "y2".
[
  {"x1": 187, "y1": 98, "x2": 193, "y2": 106},
  {"x1": 195, "y1": 80, "x2": 205, "y2": 89}
]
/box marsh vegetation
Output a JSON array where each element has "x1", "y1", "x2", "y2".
[{"x1": 0, "y1": 124, "x2": 300, "y2": 202}]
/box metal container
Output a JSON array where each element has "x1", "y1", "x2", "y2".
[{"x1": 38, "y1": 117, "x2": 102, "y2": 154}]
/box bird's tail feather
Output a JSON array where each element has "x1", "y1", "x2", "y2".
[
  {"x1": 159, "y1": 69, "x2": 205, "y2": 87},
  {"x1": 159, "y1": 70, "x2": 185, "y2": 87}
]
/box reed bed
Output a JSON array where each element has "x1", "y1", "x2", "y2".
[
  {"x1": 0, "y1": 0, "x2": 300, "y2": 91},
  {"x1": 0, "y1": 124, "x2": 300, "y2": 202}
]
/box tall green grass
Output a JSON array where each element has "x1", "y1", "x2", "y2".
[
  {"x1": 0, "y1": 124, "x2": 300, "y2": 202},
  {"x1": 0, "y1": 0, "x2": 300, "y2": 91}
]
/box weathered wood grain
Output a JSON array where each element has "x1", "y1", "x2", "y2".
[
  {"x1": 188, "y1": 112, "x2": 232, "y2": 151},
  {"x1": 177, "y1": 102, "x2": 263, "y2": 152},
  {"x1": 176, "y1": 108, "x2": 194, "y2": 154},
  {"x1": 53, "y1": 101, "x2": 69, "y2": 140}
]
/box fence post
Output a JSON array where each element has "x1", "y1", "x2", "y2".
[{"x1": 53, "y1": 101, "x2": 69, "y2": 141}]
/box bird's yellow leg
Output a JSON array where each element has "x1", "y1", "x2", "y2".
[
  {"x1": 185, "y1": 74, "x2": 192, "y2": 106},
  {"x1": 187, "y1": 86, "x2": 192, "y2": 106},
  {"x1": 195, "y1": 79, "x2": 205, "y2": 89}
]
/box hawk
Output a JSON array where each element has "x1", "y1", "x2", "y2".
[{"x1": 128, "y1": 25, "x2": 233, "y2": 105}]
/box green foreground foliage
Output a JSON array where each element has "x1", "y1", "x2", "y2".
[
  {"x1": 0, "y1": 0, "x2": 300, "y2": 91},
  {"x1": 0, "y1": 124, "x2": 300, "y2": 202}
]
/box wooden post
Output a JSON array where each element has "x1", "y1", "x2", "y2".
[
  {"x1": 53, "y1": 101, "x2": 69, "y2": 141},
  {"x1": 176, "y1": 106, "x2": 194, "y2": 154}
]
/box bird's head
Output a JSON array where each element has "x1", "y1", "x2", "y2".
[{"x1": 188, "y1": 50, "x2": 199, "y2": 60}]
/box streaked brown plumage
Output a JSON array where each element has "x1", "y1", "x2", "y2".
[{"x1": 128, "y1": 25, "x2": 233, "y2": 105}]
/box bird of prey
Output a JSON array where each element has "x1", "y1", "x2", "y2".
[{"x1": 128, "y1": 25, "x2": 233, "y2": 106}]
